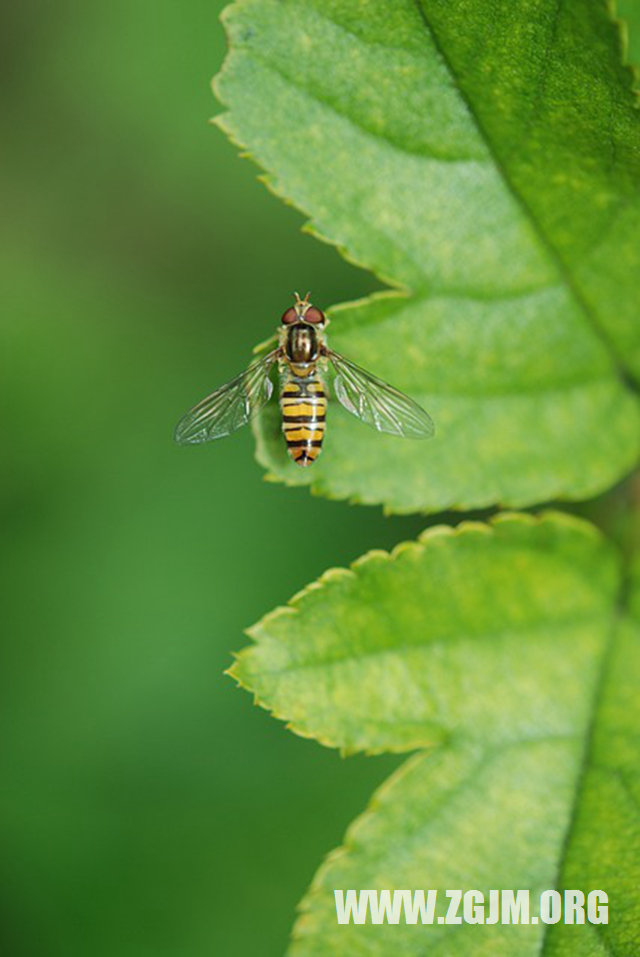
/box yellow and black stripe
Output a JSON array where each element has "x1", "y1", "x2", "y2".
[{"x1": 280, "y1": 372, "x2": 327, "y2": 467}]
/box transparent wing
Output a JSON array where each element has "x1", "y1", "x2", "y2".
[
  {"x1": 326, "y1": 349, "x2": 434, "y2": 439},
  {"x1": 174, "y1": 350, "x2": 278, "y2": 445}
]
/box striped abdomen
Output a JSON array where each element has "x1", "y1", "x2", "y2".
[{"x1": 280, "y1": 368, "x2": 327, "y2": 467}]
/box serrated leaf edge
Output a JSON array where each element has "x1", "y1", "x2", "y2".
[{"x1": 227, "y1": 510, "x2": 606, "y2": 754}]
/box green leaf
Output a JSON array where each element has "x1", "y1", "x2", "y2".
[
  {"x1": 214, "y1": 0, "x2": 640, "y2": 512},
  {"x1": 231, "y1": 512, "x2": 639, "y2": 953}
]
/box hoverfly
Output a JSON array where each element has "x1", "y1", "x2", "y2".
[{"x1": 174, "y1": 293, "x2": 434, "y2": 466}]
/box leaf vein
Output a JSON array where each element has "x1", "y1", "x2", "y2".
[
  {"x1": 240, "y1": 47, "x2": 487, "y2": 165},
  {"x1": 247, "y1": 613, "x2": 603, "y2": 677},
  {"x1": 411, "y1": 0, "x2": 635, "y2": 393},
  {"x1": 538, "y1": 602, "x2": 623, "y2": 956}
]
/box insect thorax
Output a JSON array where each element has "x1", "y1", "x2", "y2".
[{"x1": 285, "y1": 323, "x2": 319, "y2": 364}]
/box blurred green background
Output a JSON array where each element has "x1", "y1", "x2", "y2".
[
  {"x1": 3, "y1": 4, "x2": 639, "y2": 956},
  {"x1": 0, "y1": 2, "x2": 431, "y2": 955}
]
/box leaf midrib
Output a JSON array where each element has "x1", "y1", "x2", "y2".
[
  {"x1": 247, "y1": 611, "x2": 604, "y2": 677},
  {"x1": 411, "y1": 0, "x2": 634, "y2": 392},
  {"x1": 538, "y1": 600, "x2": 622, "y2": 955}
]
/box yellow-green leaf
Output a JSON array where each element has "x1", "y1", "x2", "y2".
[
  {"x1": 232, "y1": 513, "x2": 639, "y2": 953},
  {"x1": 215, "y1": 0, "x2": 640, "y2": 512}
]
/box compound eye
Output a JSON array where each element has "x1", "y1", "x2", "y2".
[
  {"x1": 281, "y1": 307, "x2": 298, "y2": 324},
  {"x1": 304, "y1": 306, "x2": 325, "y2": 324}
]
